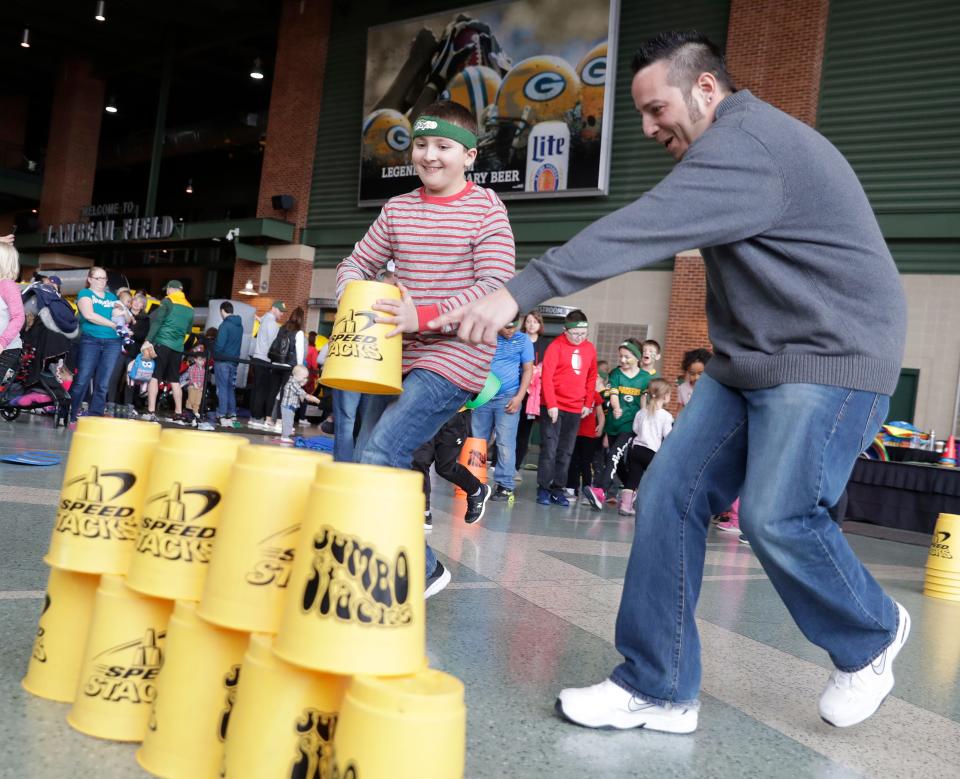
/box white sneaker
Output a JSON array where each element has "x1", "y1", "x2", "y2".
[
  {"x1": 219, "y1": 417, "x2": 233, "y2": 428},
  {"x1": 818, "y1": 602, "x2": 911, "y2": 728},
  {"x1": 247, "y1": 419, "x2": 265, "y2": 429},
  {"x1": 556, "y1": 679, "x2": 698, "y2": 733}
]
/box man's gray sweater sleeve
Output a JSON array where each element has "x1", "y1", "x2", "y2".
[{"x1": 506, "y1": 127, "x2": 785, "y2": 312}]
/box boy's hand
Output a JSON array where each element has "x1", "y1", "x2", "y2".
[
  {"x1": 373, "y1": 283, "x2": 418, "y2": 338},
  {"x1": 428, "y1": 288, "x2": 519, "y2": 346},
  {"x1": 547, "y1": 407, "x2": 559, "y2": 424},
  {"x1": 505, "y1": 394, "x2": 523, "y2": 414}
]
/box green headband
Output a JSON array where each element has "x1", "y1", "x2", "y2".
[
  {"x1": 412, "y1": 116, "x2": 478, "y2": 150},
  {"x1": 620, "y1": 341, "x2": 642, "y2": 360},
  {"x1": 564, "y1": 321, "x2": 589, "y2": 330}
]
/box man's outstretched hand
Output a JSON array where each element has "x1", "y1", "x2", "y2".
[{"x1": 428, "y1": 287, "x2": 520, "y2": 346}]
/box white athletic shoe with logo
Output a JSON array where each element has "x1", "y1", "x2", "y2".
[
  {"x1": 818, "y1": 601, "x2": 911, "y2": 728},
  {"x1": 555, "y1": 679, "x2": 698, "y2": 733}
]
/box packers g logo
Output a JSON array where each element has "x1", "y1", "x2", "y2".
[
  {"x1": 580, "y1": 56, "x2": 606, "y2": 87},
  {"x1": 523, "y1": 72, "x2": 567, "y2": 101},
  {"x1": 386, "y1": 125, "x2": 410, "y2": 152}
]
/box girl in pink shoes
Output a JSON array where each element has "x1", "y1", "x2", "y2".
[{"x1": 617, "y1": 379, "x2": 674, "y2": 515}]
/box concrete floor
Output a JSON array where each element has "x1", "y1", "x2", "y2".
[{"x1": 2, "y1": 413, "x2": 959, "y2": 778}]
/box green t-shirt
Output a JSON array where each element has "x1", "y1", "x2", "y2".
[
  {"x1": 605, "y1": 367, "x2": 656, "y2": 435},
  {"x1": 77, "y1": 288, "x2": 120, "y2": 339}
]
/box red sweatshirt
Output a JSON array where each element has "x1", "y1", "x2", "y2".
[{"x1": 541, "y1": 335, "x2": 598, "y2": 413}]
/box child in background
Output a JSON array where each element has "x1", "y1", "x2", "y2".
[
  {"x1": 617, "y1": 378, "x2": 674, "y2": 515},
  {"x1": 678, "y1": 347, "x2": 712, "y2": 409},
  {"x1": 567, "y1": 373, "x2": 606, "y2": 500},
  {"x1": 275, "y1": 365, "x2": 320, "y2": 445},
  {"x1": 112, "y1": 290, "x2": 134, "y2": 347},
  {"x1": 639, "y1": 339, "x2": 661, "y2": 385},
  {"x1": 583, "y1": 338, "x2": 649, "y2": 511},
  {"x1": 185, "y1": 352, "x2": 206, "y2": 420},
  {"x1": 536, "y1": 309, "x2": 598, "y2": 507}
]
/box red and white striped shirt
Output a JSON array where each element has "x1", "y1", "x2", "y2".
[{"x1": 337, "y1": 182, "x2": 515, "y2": 392}]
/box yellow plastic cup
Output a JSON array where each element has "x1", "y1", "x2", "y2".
[
  {"x1": 927, "y1": 513, "x2": 960, "y2": 574},
  {"x1": 924, "y1": 585, "x2": 960, "y2": 602},
  {"x1": 197, "y1": 446, "x2": 329, "y2": 633},
  {"x1": 319, "y1": 280, "x2": 402, "y2": 394},
  {"x1": 45, "y1": 417, "x2": 160, "y2": 574},
  {"x1": 125, "y1": 430, "x2": 248, "y2": 601},
  {"x1": 274, "y1": 461, "x2": 426, "y2": 676},
  {"x1": 67, "y1": 575, "x2": 173, "y2": 742},
  {"x1": 22, "y1": 566, "x2": 100, "y2": 702},
  {"x1": 136, "y1": 601, "x2": 249, "y2": 779},
  {"x1": 223, "y1": 633, "x2": 348, "y2": 779},
  {"x1": 333, "y1": 670, "x2": 466, "y2": 779},
  {"x1": 924, "y1": 570, "x2": 960, "y2": 585}
]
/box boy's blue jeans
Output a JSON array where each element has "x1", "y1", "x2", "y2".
[
  {"x1": 333, "y1": 389, "x2": 362, "y2": 463},
  {"x1": 612, "y1": 374, "x2": 898, "y2": 706},
  {"x1": 470, "y1": 394, "x2": 520, "y2": 490},
  {"x1": 214, "y1": 362, "x2": 237, "y2": 418},
  {"x1": 356, "y1": 369, "x2": 471, "y2": 579}
]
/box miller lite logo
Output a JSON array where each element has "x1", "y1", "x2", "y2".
[{"x1": 525, "y1": 122, "x2": 569, "y2": 193}]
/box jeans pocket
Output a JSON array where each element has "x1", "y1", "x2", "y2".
[{"x1": 857, "y1": 394, "x2": 889, "y2": 455}]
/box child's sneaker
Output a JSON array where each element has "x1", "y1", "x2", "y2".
[
  {"x1": 425, "y1": 560, "x2": 451, "y2": 599},
  {"x1": 582, "y1": 486, "x2": 604, "y2": 511},
  {"x1": 563, "y1": 487, "x2": 576, "y2": 498},
  {"x1": 491, "y1": 485, "x2": 514, "y2": 501},
  {"x1": 141, "y1": 412, "x2": 159, "y2": 423},
  {"x1": 423, "y1": 510, "x2": 433, "y2": 531},
  {"x1": 219, "y1": 417, "x2": 234, "y2": 428},
  {"x1": 270, "y1": 436, "x2": 294, "y2": 446},
  {"x1": 536, "y1": 487, "x2": 551, "y2": 506},
  {"x1": 716, "y1": 518, "x2": 741, "y2": 534},
  {"x1": 618, "y1": 489, "x2": 635, "y2": 516},
  {"x1": 818, "y1": 603, "x2": 910, "y2": 727},
  {"x1": 550, "y1": 488, "x2": 570, "y2": 507},
  {"x1": 465, "y1": 483, "x2": 492, "y2": 525}
]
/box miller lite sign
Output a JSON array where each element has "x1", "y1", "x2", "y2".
[{"x1": 524, "y1": 121, "x2": 570, "y2": 193}]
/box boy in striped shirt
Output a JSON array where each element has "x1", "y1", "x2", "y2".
[{"x1": 336, "y1": 101, "x2": 515, "y2": 597}]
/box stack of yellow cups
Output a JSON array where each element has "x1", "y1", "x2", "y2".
[
  {"x1": 924, "y1": 512, "x2": 960, "y2": 601},
  {"x1": 23, "y1": 417, "x2": 160, "y2": 708},
  {"x1": 274, "y1": 461, "x2": 467, "y2": 778}
]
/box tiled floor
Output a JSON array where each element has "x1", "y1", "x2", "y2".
[{"x1": 2, "y1": 414, "x2": 959, "y2": 778}]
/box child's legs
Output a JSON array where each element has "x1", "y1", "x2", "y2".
[
  {"x1": 621, "y1": 445, "x2": 655, "y2": 491},
  {"x1": 594, "y1": 432, "x2": 633, "y2": 491},
  {"x1": 434, "y1": 412, "x2": 483, "y2": 495},
  {"x1": 551, "y1": 411, "x2": 582, "y2": 490},
  {"x1": 358, "y1": 369, "x2": 471, "y2": 578},
  {"x1": 537, "y1": 411, "x2": 561, "y2": 489},
  {"x1": 353, "y1": 393, "x2": 392, "y2": 463},
  {"x1": 280, "y1": 406, "x2": 296, "y2": 439},
  {"x1": 411, "y1": 438, "x2": 436, "y2": 511},
  {"x1": 567, "y1": 436, "x2": 594, "y2": 490},
  {"x1": 186, "y1": 386, "x2": 201, "y2": 413}
]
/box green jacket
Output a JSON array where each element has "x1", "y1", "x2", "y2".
[{"x1": 147, "y1": 293, "x2": 193, "y2": 351}]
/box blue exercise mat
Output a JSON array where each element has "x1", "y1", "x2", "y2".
[
  {"x1": 294, "y1": 435, "x2": 335, "y2": 453},
  {"x1": 0, "y1": 450, "x2": 62, "y2": 466}
]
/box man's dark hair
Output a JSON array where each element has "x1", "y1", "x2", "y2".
[
  {"x1": 564, "y1": 309, "x2": 588, "y2": 327},
  {"x1": 220, "y1": 301, "x2": 233, "y2": 315},
  {"x1": 419, "y1": 100, "x2": 478, "y2": 137},
  {"x1": 631, "y1": 31, "x2": 735, "y2": 94}
]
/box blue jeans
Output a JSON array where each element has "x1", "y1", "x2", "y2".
[
  {"x1": 214, "y1": 362, "x2": 237, "y2": 418},
  {"x1": 356, "y1": 369, "x2": 471, "y2": 578},
  {"x1": 470, "y1": 394, "x2": 521, "y2": 490},
  {"x1": 70, "y1": 335, "x2": 122, "y2": 420},
  {"x1": 333, "y1": 389, "x2": 362, "y2": 463},
  {"x1": 612, "y1": 374, "x2": 897, "y2": 706}
]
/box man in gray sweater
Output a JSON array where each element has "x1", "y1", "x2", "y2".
[{"x1": 432, "y1": 31, "x2": 909, "y2": 734}]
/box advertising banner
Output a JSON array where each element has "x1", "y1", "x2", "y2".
[{"x1": 359, "y1": 0, "x2": 619, "y2": 205}]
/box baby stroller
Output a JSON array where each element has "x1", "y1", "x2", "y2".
[{"x1": 0, "y1": 281, "x2": 78, "y2": 426}]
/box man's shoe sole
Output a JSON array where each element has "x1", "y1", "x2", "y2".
[{"x1": 554, "y1": 699, "x2": 697, "y2": 734}]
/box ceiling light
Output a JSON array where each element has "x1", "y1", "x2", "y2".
[
  {"x1": 21, "y1": 28, "x2": 31, "y2": 48},
  {"x1": 185, "y1": 179, "x2": 193, "y2": 194},
  {"x1": 239, "y1": 280, "x2": 257, "y2": 296},
  {"x1": 250, "y1": 57, "x2": 264, "y2": 80},
  {"x1": 94, "y1": 1, "x2": 106, "y2": 22},
  {"x1": 105, "y1": 96, "x2": 118, "y2": 114}
]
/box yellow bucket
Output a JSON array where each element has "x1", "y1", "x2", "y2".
[
  {"x1": 274, "y1": 462, "x2": 426, "y2": 676},
  {"x1": 319, "y1": 280, "x2": 403, "y2": 394},
  {"x1": 136, "y1": 601, "x2": 249, "y2": 779},
  {"x1": 45, "y1": 417, "x2": 160, "y2": 574},
  {"x1": 924, "y1": 586, "x2": 960, "y2": 602},
  {"x1": 22, "y1": 566, "x2": 100, "y2": 702},
  {"x1": 67, "y1": 575, "x2": 173, "y2": 742},
  {"x1": 125, "y1": 430, "x2": 248, "y2": 601},
  {"x1": 926, "y1": 513, "x2": 960, "y2": 574},
  {"x1": 333, "y1": 670, "x2": 466, "y2": 779},
  {"x1": 197, "y1": 446, "x2": 329, "y2": 633},
  {"x1": 222, "y1": 633, "x2": 348, "y2": 779}
]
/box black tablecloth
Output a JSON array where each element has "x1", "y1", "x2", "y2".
[{"x1": 845, "y1": 457, "x2": 960, "y2": 534}]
